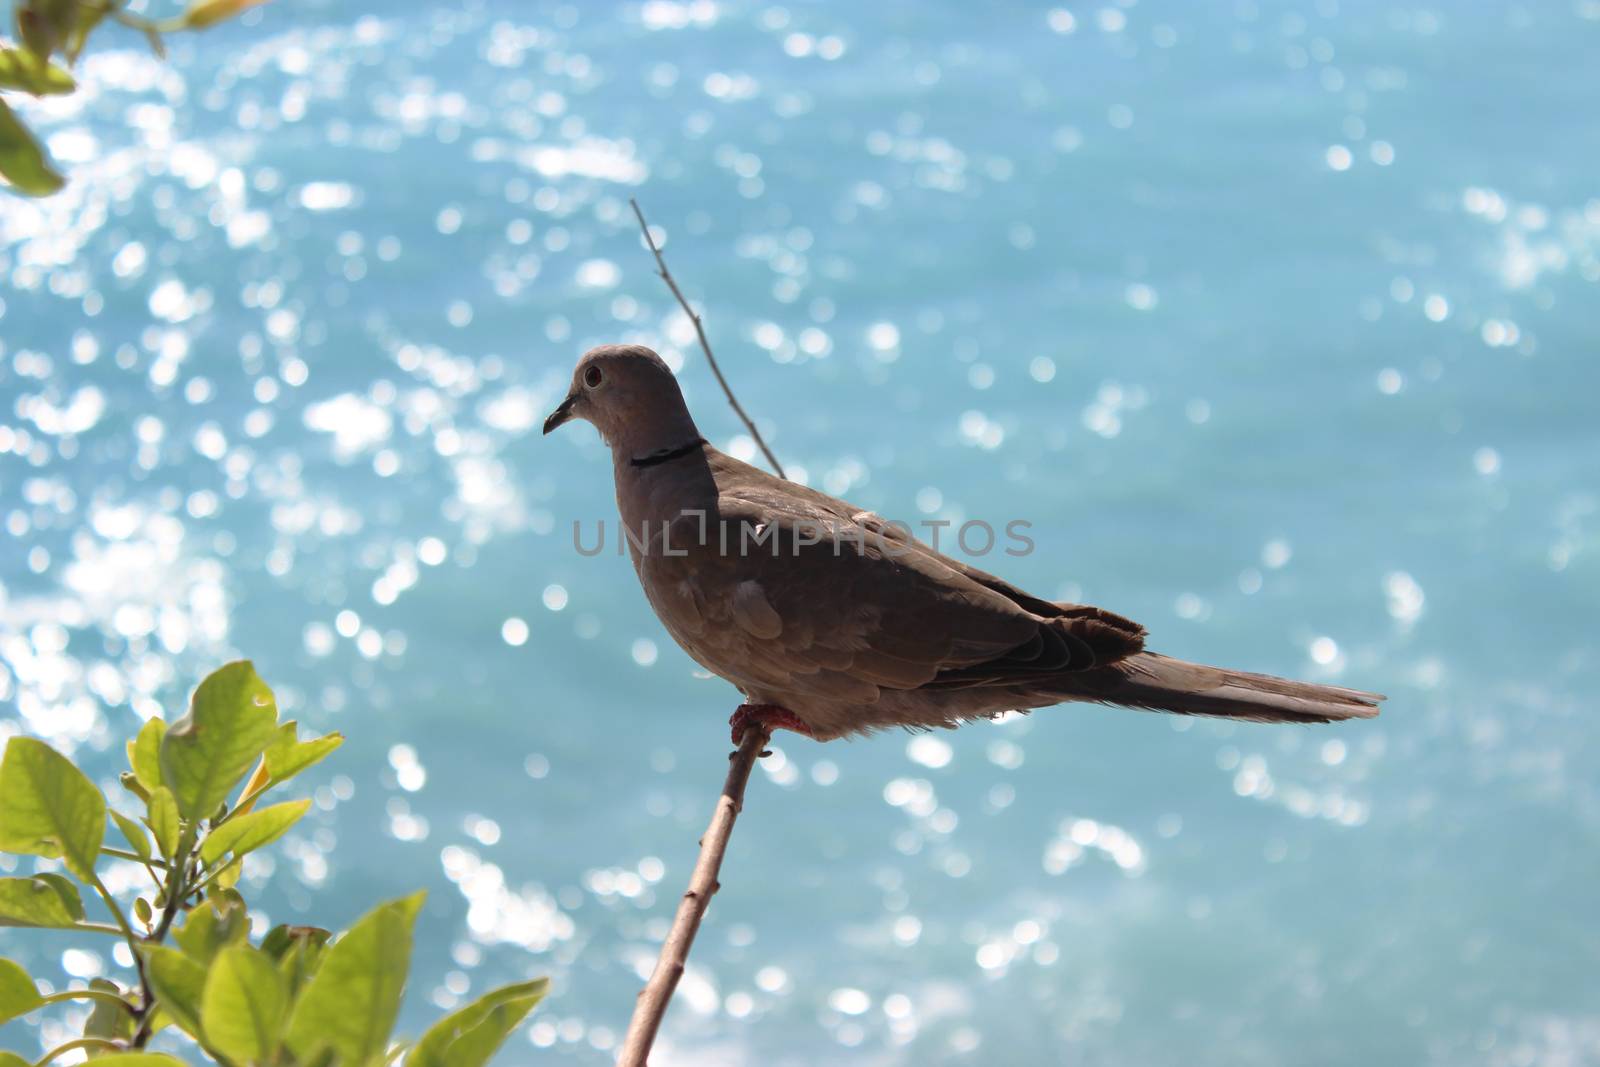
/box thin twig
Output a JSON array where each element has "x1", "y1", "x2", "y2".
[
  {"x1": 130, "y1": 851, "x2": 189, "y2": 1048},
  {"x1": 101, "y1": 846, "x2": 169, "y2": 869},
  {"x1": 628, "y1": 198, "x2": 787, "y2": 479},
  {"x1": 618, "y1": 200, "x2": 788, "y2": 1065},
  {"x1": 66, "y1": 922, "x2": 126, "y2": 937},
  {"x1": 87, "y1": 873, "x2": 136, "y2": 943},
  {"x1": 616, "y1": 725, "x2": 773, "y2": 1067}
]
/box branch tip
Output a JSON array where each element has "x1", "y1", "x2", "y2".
[{"x1": 627, "y1": 198, "x2": 787, "y2": 479}]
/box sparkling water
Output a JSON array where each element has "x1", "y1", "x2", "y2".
[{"x1": 3, "y1": 1, "x2": 1597, "y2": 1063}]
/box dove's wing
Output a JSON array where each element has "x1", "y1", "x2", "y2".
[{"x1": 635, "y1": 454, "x2": 1141, "y2": 704}]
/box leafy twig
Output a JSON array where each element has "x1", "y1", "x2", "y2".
[
  {"x1": 616, "y1": 724, "x2": 773, "y2": 1066},
  {"x1": 130, "y1": 852, "x2": 189, "y2": 1048},
  {"x1": 83, "y1": 869, "x2": 158, "y2": 1046},
  {"x1": 628, "y1": 198, "x2": 787, "y2": 479},
  {"x1": 185, "y1": 857, "x2": 238, "y2": 900}
]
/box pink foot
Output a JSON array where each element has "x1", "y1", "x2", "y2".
[{"x1": 730, "y1": 704, "x2": 814, "y2": 745}]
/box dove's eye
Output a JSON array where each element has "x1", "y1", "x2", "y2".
[{"x1": 583, "y1": 366, "x2": 603, "y2": 388}]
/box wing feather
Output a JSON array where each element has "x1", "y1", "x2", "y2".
[{"x1": 636, "y1": 450, "x2": 1148, "y2": 707}]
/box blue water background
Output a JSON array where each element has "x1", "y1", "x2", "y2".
[{"x1": 3, "y1": 1, "x2": 1598, "y2": 1063}]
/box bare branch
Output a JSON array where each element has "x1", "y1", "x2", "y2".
[
  {"x1": 618, "y1": 200, "x2": 788, "y2": 1065},
  {"x1": 616, "y1": 724, "x2": 773, "y2": 1067},
  {"x1": 629, "y1": 198, "x2": 787, "y2": 479}
]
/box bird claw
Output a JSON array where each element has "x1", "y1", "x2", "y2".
[{"x1": 730, "y1": 704, "x2": 814, "y2": 745}]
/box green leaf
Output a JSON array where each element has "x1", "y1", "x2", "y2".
[
  {"x1": 264, "y1": 722, "x2": 344, "y2": 787},
  {"x1": 130, "y1": 719, "x2": 166, "y2": 792},
  {"x1": 84, "y1": 977, "x2": 135, "y2": 1043},
  {"x1": 260, "y1": 923, "x2": 311, "y2": 960},
  {"x1": 411, "y1": 978, "x2": 549, "y2": 1067},
  {"x1": 88, "y1": 1056, "x2": 190, "y2": 1065},
  {"x1": 284, "y1": 892, "x2": 426, "y2": 1066},
  {"x1": 0, "y1": 956, "x2": 43, "y2": 1024},
  {"x1": 0, "y1": 98, "x2": 63, "y2": 197},
  {"x1": 0, "y1": 736, "x2": 105, "y2": 880},
  {"x1": 212, "y1": 887, "x2": 247, "y2": 912},
  {"x1": 15, "y1": 6, "x2": 54, "y2": 57},
  {"x1": 111, "y1": 810, "x2": 152, "y2": 862},
  {"x1": 0, "y1": 1053, "x2": 29, "y2": 1067},
  {"x1": 0, "y1": 48, "x2": 74, "y2": 94},
  {"x1": 63, "y1": 1, "x2": 110, "y2": 63},
  {"x1": 172, "y1": 898, "x2": 247, "y2": 964},
  {"x1": 24, "y1": 0, "x2": 78, "y2": 50},
  {"x1": 0, "y1": 874, "x2": 85, "y2": 927},
  {"x1": 146, "y1": 786, "x2": 179, "y2": 861},
  {"x1": 200, "y1": 799, "x2": 309, "y2": 865},
  {"x1": 160, "y1": 661, "x2": 279, "y2": 822},
  {"x1": 261, "y1": 924, "x2": 330, "y2": 997},
  {"x1": 181, "y1": 0, "x2": 269, "y2": 30},
  {"x1": 34, "y1": 873, "x2": 86, "y2": 913},
  {"x1": 141, "y1": 945, "x2": 207, "y2": 1039},
  {"x1": 202, "y1": 945, "x2": 288, "y2": 1063},
  {"x1": 209, "y1": 857, "x2": 242, "y2": 892}
]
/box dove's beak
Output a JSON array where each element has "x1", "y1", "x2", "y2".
[{"x1": 543, "y1": 392, "x2": 578, "y2": 435}]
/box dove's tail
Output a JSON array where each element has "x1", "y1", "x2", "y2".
[{"x1": 1073, "y1": 652, "x2": 1382, "y2": 723}]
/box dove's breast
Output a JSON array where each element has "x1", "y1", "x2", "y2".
[
  {"x1": 638, "y1": 556, "x2": 784, "y2": 684},
  {"x1": 635, "y1": 538, "x2": 883, "y2": 712}
]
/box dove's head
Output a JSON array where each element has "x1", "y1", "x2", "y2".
[{"x1": 543, "y1": 344, "x2": 699, "y2": 455}]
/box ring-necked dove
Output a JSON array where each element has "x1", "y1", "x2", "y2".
[{"x1": 544, "y1": 344, "x2": 1382, "y2": 742}]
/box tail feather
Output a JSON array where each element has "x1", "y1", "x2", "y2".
[{"x1": 1073, "y1": 652, "x2": 1383, "y2": 724}]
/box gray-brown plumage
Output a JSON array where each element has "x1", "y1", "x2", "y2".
[{"x1": 544, "y1": 344, "x2": 1382, "y2": 741}]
